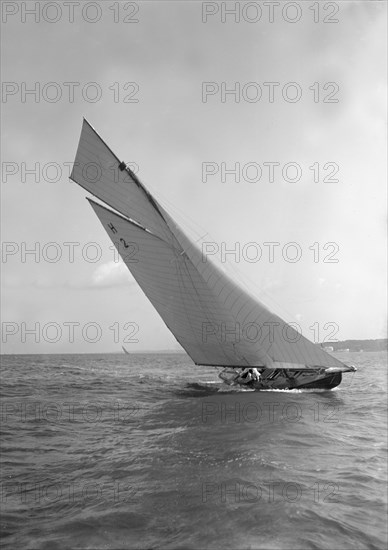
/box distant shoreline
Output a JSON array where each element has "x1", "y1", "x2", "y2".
[
  {"x1": 319, "y1": 338, "x2": 387, "y2": 352},
  {"x1": 1, "y1": 339, "x2": 387, "y2": 355}
]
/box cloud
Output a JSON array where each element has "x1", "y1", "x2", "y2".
[
  {"x1": 3, "y1": 261, "x2": 134, "y2": 291},
  {"x1": 91, "y1": 261, "x2": 133, "y2": 288}
]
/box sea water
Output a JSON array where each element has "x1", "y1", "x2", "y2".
[{"x1": 1, "y1": 351, "x2": 387, "y2": 549}]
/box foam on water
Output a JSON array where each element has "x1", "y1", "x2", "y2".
[{"x1": 1, "y1": 351, "x2": 387, "y2": 549}]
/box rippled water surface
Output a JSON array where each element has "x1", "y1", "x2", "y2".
[{"x1": 1, "y1": 351, "x2": 387, "y2": 549}]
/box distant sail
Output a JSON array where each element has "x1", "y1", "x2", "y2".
[
  {"x1": 122, "y1": 345, "x2": 130, "y2": 355},
  {"x1": 71, "y1": 120, "x2": 348, "y2": 371}
]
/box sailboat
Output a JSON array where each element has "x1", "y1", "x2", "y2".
[
  {"x1": 70, "y1": 119, "x2": 356, "y2": 390},
  {"x1": 122, "y1": 346, "x2": 130, "y2": 355}
]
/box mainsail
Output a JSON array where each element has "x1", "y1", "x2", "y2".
[{"x1": 71, "y1": 119, "x2": 347, "y2": 370}]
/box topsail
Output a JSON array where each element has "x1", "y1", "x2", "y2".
[{"x1": 71, "y1": 119, "x2": 347, "y2": 371}]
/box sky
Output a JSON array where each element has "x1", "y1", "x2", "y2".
[{"x1": 1, "y1": 0, "x2": 387, "y2": 354}]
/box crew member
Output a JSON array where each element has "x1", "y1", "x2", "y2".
[
  {"x1": 250, "y1": 368, "x2": 261, "y2": 382},
  {"x1": 234, "y1": 368, "x2": 251, "y2": 384}
]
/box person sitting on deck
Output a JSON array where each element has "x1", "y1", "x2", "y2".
[
  {"x1": 236, "y1": 368, "x2": 261, "y2": 385},
  {"x1": 235, "y1": 368, "x2": 252, "y2": 384},
  {"x1": 250, "y1": 368, "x2": 261, "y2": 382}
]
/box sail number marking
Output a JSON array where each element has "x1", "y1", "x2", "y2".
[{"x1": 107, "y1": 223, "x2": 138, "y2": 263}]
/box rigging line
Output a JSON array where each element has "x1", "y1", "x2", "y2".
[
  {"x1": 85, "y1": 122, "x2": 300, "y2": 329},
  {"x1": 145, "y1": 191, "x2": 240, "y2": 276},
  {"x1": 147, "y1": 187, "x2": 301, "y2": 324},
  {"x1": 169, "y1": 229, "x2": 209, "y2": 265},
  {"x1": 154, "y1": 191, "x2": 296, "y2": 322},
  {"x1": 176, "y1": 233, "x2": 209, "y2": 259},
  {"x1": 172, "y1": 205, "x2": 299, "y2": 329},
  {"x1": 81, "y1": 120, "x2": 216, "y2": 253},
  {"x1": 119, "y1": 163, "x2": 170, "y2": 228},
  {"x1": 146, "y1": 185, "x2": 212, "y2": 242}
]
